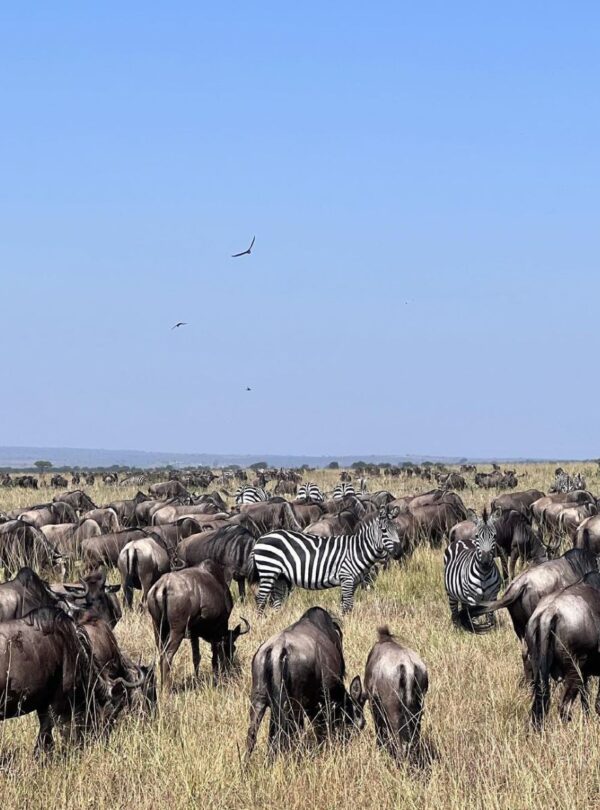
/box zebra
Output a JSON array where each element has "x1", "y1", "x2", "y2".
[
  {"x1": 235, "y1": 485, "x2": 268, "y2": 505},
  {"x1": 444, "y1": 510, "x2": 500, "y2": 632},
  {"x1": 119, "y1": 473, "x2": 147, "y2": 488},
  {"x1": 251, "y1": 506, "x2": 400, "y2": 614},
  {"x1": 296, "y1": 482, "x2": 324, "y2": 502},
  {"x1": 332, "y1": 482, "x2": 356, "y2": 500},
  {"x1": 550, "y1": 470, "x2": 584, "y2": 494}
]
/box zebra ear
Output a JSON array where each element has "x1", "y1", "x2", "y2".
[{"x1": 378, "y1": 506, "x2": 388, "y2": 520}]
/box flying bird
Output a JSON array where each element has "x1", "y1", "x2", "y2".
[
  {"x1": 231, "y1": 236, "x2": 256, "y2": 258},
  {"x1": 171, "y1": 322, "x2": 188, "y2": 330},
  {"x1": 246, "y1": 387, "x2": 252, "y2": 391}
]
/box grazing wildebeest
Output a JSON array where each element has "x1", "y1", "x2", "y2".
[
  {"x1": 237, "y1": 500, "x2": 301, "y2": 533},
  {"x1": 80, "y1": 528, "x2": 148, "y2": 569},
  {"x1": 482, "y1": 547, "x2": 599, "y2": 681},
  {"x1": 108, "y1": 491, "x2": 152, "y2": 527},
  {"x1": 151, "y1": 503, "x2": 225, "y2": 525},
  {"x1": 148, "y1": 480, "x2": 190, "y2": 500},
  {"x1": 53, "y1": 490, "x2": 96, "y2": 513},
  {"x1": 575, "y1": 515, "x2": 600, "y2": 555},
  {"x1": 252, "y1": 507, "x2": 400, "y2": 614},
  {"x1": 81, "y1": 507, "x2": 120, "y2": 534},
  {"x1": 526, "y1": 571, "x2": 600, "y2": 729},
  {"x1": 491, "y1": 489, "x2": 545, "y2": 516},
  {"x1": 147, "y1": 560, "x2": 250, "y2": 689},
  {"x1": 0, "y1": 607, "x2": 124, "y2": 755},
  {"x1": 363, "y1": 626, "x2": 428, "y2": 764},
  {"x1": 289, "y1": 500, "x2": 326, "y2": 528},
  {"x1": 50, "y1": 474, "x2": 68, "y2": 488},
  {"x1": 118, "y1": 533, "x2": 171, "y2": 608},
  {"x1": 0, "y1": 520, "x2": 63, "y2": 575},
  {"x1": 174, "y1": 523, "x2": 258, "y2": 600},
  {"x1": 245, "y1": 606, "x2": 365, "y2": 756},
  {"x1": 17, "y1": 501, "x2": 77, "y2": 528}
]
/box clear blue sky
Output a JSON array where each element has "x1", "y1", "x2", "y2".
[{"x1": 1, "y1": 3, "x2": 599, "y2": 459}]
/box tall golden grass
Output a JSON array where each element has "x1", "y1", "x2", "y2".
[{"x1": 0, "y1": 462, "x2": 598, "y2": 810}]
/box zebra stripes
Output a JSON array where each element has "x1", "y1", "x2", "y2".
[
  {"x1": 296, "y1": 482, "x2": 324, "y2": 502},
  {"x1": 251, "y1": 506, "x2": 400, "y2": 613},
  {"x1": 235, "y1": 485, "x2": 268, "y2": 504},
  {"x1": 551, "y1": 470, "x2": 585, "y2": 494},
  {"x1": 444, "y1": 511, "x2": 500, "y2": 630},
  {"x1": 119, "y1": 474, "x2": 147, "y2": 488},
  {"x1": 332, "y1": 482, "x2": 356, "y2": 500}
]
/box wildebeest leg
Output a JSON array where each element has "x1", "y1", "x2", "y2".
[
  {"x1": 521, "y1": 638, "x2": 533, "y2": 685},
  {"x1": 236, "y1": 576, "x2": 246, "y2": 602},
  {"x1": 508, "y1": 547, "x2": 519, "y2": 580},
  {"x1": 448, "y1": 596, "x2": 460, "y2": 627},
  {"x1": 246, "y1": 697, "x2": 268, "y2": 757},
  {"x1": 497, "y1": 548, "x2": 509, "y2": 581},
  {"x1": 160, "y1": 630, "x2": 185, "y2": 690},
  {"x1": 190, "y1": 635, "x2": 201, "y2": 680},
  {"x1": 123, "y1": 581, "x2": 134, "y2": 610},
  {"x1": 579, "y1": 678, "x2": 590, "y2": 716},
  {"x1": 559, "y1": 673, "x2": 582, "y2": 722},
  {"x1": 594, "y1": 681, "x2": 600, "y2": 717},
  {"x1": 35, "y1": 708, "x2": 55, "y2": 757}
]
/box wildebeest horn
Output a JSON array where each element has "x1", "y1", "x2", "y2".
[
  {"x1": 238, "y1": 617, "x2": 250, "y2": 635},
  {"x1": 114, "y1": 670, "x2": 145, "y2": 689},
  {"x1": 78, "y1": 577, "x2": 90, "y2": 596}
]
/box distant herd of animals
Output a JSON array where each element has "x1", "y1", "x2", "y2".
[{"x1": 0, "y1": 463, "x2": 600, "y2": 761}]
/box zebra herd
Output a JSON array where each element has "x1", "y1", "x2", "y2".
[{"x1": 237, "y1": 480, "x2": 365, "y2": 506}]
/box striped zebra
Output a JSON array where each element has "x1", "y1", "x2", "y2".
[
  {"x1": 251, "y1": 506, "x2": 400, "y2": 613},
  {"x1": 332, "y1": 482, "x2": 356, "y2": 500},
  {"x1": 296, "y1": 482, "x2": 324, "y2": 502},
  {"x1": 235, "y1": 485, "x2": 268, "y2": 505},
  {"x1": 119, "y1": 474, "x2": 147, "y2": 488},
  {"x1": 444, "y1": 510, "x2": 500, "y2": 632},
  {"x1": 550, "y1": 470, "x2": 585, "y2": 494}
]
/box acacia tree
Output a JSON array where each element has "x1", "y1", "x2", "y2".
[{"x1": 34, "y1": 460, "x2": 53, "y2": 472}]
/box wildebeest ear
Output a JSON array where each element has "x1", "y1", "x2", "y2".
[
  {"x1": 349, "y1": 675, "x2": 363, "y2": 702},
  {"x1": 466, "y1": 508, "x2": 477, "y2": 523},
  {"x1": 107, "y1": 584, "x2": 121, "y2": 593}
]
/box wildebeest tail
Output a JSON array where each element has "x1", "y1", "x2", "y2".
[
  {"x1": 529, "y1": 608, "x2": 558, "y2": 729},
  {"x1": 479, "y1": 579, "x2": 527, "y2": 613},
  {"x1": 265, "y1": 646, "x2": 293, "y2": 750},
  {"x1": 150, "y1": 582, "x2": 170, "y2": 647}
]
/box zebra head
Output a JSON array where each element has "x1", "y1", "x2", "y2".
[
  {"x1": 377, "y1": 506, "x2": 401, "y2": 554},
  {"x1": 474, "y1": 509, "x2": 497, "y2": 567}
]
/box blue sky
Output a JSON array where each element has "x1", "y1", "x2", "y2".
[{"x1": 1, "y1": 2, "x2": 599, "y2": 458}]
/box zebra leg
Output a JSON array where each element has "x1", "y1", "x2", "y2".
[
  {"x1": 340, "y1": 577, "x2": 357, "y2": 614},
  {"x1": 256, "y1": 574, "x2": 277, "y2": 613},
  {"x1": 448, "y1": 596, "x2": 460, "y2": 627},
  {"x1": 270, "y1": 577, "x2": 289, "y2": 610}
]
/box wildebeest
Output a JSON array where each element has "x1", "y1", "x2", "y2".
[
  {"x1": 50, "y1": 474, "x2": 68, "y2": 488},
  {"x1": 80, "y1": 528, "x2": 148, "y2": 569},
  {"x1": 17, "y1": 501, "x2": 77, "y2": 528},
  {"x1": 147, "y1": 560, "x2": 250, "y2": 689},
  {"x1": 575, "y1": 515, "x2": 600, "y2": 555},
  {"x1": 491, "y1": 489, "x2": 545, "y2": 516},
  {"x1": 363, "y1": 626, "x2": 428, "y2": 764},
  {"x1": 53, "y1": 490, "x2": 97, "y2": 513},
  {"x1": 0, "y1": 567, "x2": 62, "y2": 621},
  {"x1": 107, "y1": 491, "x2": 151, "y2": 527},
  {"x1": 0, "y1": 519, "x2": 63, "y2": 575},
  {"x1": 245, "y1": 606, "x2": 365, "y2": 756},
  {"x1": 52, "y1": 569, "x2": 122, "y2": 628},
  {"x1": 526, "y1": 571, "x2": 600, "y2": 729},
  {"x1": 482, "y1": 547, "x2": 599, "y2": 681},
  {"x1": 118, "y1": 532, "x2": 171, "y2": 608},
  {"x1": 174, "y1": 522, "x2": 258, "y2": 600},
  {"x1": 237, "y1": 500, "x2": 301, "y2": 533},
  {"x1": 81, "y1": 507, "x2": 120, "y2": 534},
  {"x1": 148, "y1": 480, "x2": 190, "y2": 500},
  {"x1": 0, "y1": 607, "x2": 124, "y2": 755}
]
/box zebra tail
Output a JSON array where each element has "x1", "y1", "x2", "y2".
[{"x1": 530, "y1": 609, "x2": 558, "y2": 729}]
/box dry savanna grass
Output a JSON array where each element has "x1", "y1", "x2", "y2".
[{"x1": 1, "y1": 462, "x2": 600, "y2": 809}]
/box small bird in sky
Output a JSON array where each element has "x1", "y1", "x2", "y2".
[
  {"x1": 246, "y1": 386, "x2": 252, "y2": 391},
  {"x1": 171, "y1": 322, "x2": 188, "y2": 330},
  {"x1": 231, "y1": 236, "x2": 256, "y2": 258}
]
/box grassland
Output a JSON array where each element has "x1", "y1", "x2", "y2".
[{"x1": 0, "y1": 463, "x2": 599, "y2": 810}]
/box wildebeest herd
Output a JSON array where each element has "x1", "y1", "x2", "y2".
[{"x1": 0, "y1": 463, "x2": 599, "y2": 766}]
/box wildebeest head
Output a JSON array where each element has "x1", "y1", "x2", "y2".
[
  {"x1": 474, "y1": 509, "x2": 497, "y2": 567},
  {"x1": 212, "y1": 617, "x2": 250, "y2": 671},
  {"x1": 60, "y1": 569, "x2": 122, "y2": 628},
  {"x1": 339, "y1": 675, "x2": 367, "y2": 734},
  {"x1": 377, "y1": 506, "x2": 401, "y2": 553}
]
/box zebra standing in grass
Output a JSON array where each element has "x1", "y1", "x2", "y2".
[
  {"x1": 235, "y1": 485, "x2": 268, "y2": 505},
  {"x1": 332, "y1": 482, "x2": 356, "y2": 500},
  {"x1": 119, "y1": 473, "x2": 147, "y2": 488},
  {"x1": 444, "y1": 510, "x2": 500, "y2": 631},
  {"x1": 251, "y1": 506, "x2": 400, "y2": 613},
  {"x1": 296, "y1": 482, "x2": 324, "y2": 502}
]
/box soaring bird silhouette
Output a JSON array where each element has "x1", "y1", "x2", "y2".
[
  {"x1": 246, "y1": 387, "x2": 252, "y2": 391},
  {"x1": 171, "y1": 322, "x2": 188, "y2": 330},
  {"x1": 232, "y1": 236, "x2": 255, "y2": 258}
]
